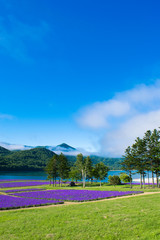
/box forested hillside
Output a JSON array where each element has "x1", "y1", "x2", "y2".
[
  {"x1": 66, "y1": 155, "x2": 122, "y2": 170},
  {"x1": 0, "y1": 146, "x2": 11, "y2": 156},
  {"x1": 0, "y1": 146, "x2": 122, "y2": 170},
  {"x1": 0, "y1": 147, "x2": 55, "y2": 171}
]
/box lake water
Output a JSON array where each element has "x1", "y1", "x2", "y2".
[{"x1": 0, "y1": 170, "x2": 150, "y2": 182}]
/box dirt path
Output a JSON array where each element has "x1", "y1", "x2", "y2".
[{"x1": 1, "y1": 191, "x2": 160, "y2": 212}]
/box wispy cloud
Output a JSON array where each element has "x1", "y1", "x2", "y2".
[
  {"x1": 0, "y1": 15, "x2": 49, "y2": 61},
  {"x1": 0, "y1": 113, "x2": 14, "y2": 120},
  {"x1": 76, "y1": 80, "x2": 160, "y2": 156}
]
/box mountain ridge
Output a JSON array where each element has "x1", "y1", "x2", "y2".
[{"x1": 0, "y1": 144, "x2": 122, "y2": 171}]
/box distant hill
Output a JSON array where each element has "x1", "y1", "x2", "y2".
[
  {"x1": 65, "y1": 155, "x2": 122, "y2": 170},
  {"x1": 0, "y1": 147, "x2": 55, "y2": 171},
  {"x1": 0, "y1": 141, "x2": 77, "y2": 154},
  {"x1": 0, "y1": 146, "x2": 11, "y2": 156},
  {"x1": 0, "y1": 142, "x2": 33, "y2": 151},
  {"x1": 0, "y1": 144, "x2": 123, "y2": 171},
  {"x1": 57, "y1": 143, "x2": 76, "y2": 150}
]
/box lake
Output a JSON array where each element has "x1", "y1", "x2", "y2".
[{"x1": 0, "y1": 170, "x2": 150, "y2": 182}]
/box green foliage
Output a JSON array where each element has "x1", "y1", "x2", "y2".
[
  {"x1": 0, "y1": 146, "x2": 11, "y2": 156},
  {"x1": 120, "y1": 173, "x2": 131, "y2": 183},
  {"x1": 45, "y1": 155, "x2": 59, "y2": 186},
  {"x1": 109, "y1": 175, "x2": 121, "y2": 186},
  {"x1": 69, "y1": 166, "x2": 81, "y2": 182},
  {"x1": 90, "y1": 155, "x2": 122, "y2": 170},
  {"x1": 122, "y1": 128, "x2": 160, "y2": 188},
  {"x1": 85, "y1": 156, "x2": 93, "y2": 180},
  {"x1": 0, "y1": 147, "x2": 55, "y2": 171},
  {"x1": 93, "y1": 162, "x2": 109, "y2": 186},
  {"x1": 58, "y1": 153, "x2": 70, "y2": 185},
  {"x1": 66, "y1": 155, "x2": 122, "y2": 170}
]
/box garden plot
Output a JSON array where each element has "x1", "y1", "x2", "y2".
[
  {"x1": 0, "y1": 181, "x2": 50, "y2": 188},
  {"x1": 0, "y1": 194, "x2": 63, "y2": 210},
  {"x1": 11, "y1": 189, "x2": 143, "y2": 202}
]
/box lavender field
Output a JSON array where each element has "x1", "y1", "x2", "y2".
[
  {"x1": 0, "y1": 194, "x2": 63, "y2": 210},
  {"x1": 11, "y1": 189, "x2": 142, "y2": 202},
  {"x1": 124, "y1": 183, "x2": 157, "y2": 185},
  {"x1": 2, "y1": 188, "x2": 46, "y2": 193},
  {"x1": 0, "y1": 180, "x2": 143, "y2": 210},
  {"x1": 0, "y1": 181, "x2": 51, "y2": 188}
]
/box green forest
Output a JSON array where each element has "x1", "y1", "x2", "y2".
[{"x1": 0, "y1": 146, "x2": 122, "y2": 171}]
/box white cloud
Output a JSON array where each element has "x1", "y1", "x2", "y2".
[
  {"x1": 76, "y1": 80, "x2": 160, "y2": 156},
  {"x1": 101, "y1": 110, "x2": 160, "y2": 157},
  {"x1": 76, "y1": 100, "x2": 130, "y2": 128}
]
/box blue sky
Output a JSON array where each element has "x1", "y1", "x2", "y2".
[{"x1": 1, "y1": 0, "x2": 160, "y2": 156}]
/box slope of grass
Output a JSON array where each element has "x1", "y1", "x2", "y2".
[{"x1": 0, "y1": 193, "x2": 160, "y2": 240}]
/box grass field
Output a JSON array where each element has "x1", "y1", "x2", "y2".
[{"x1": 0, "y1": 184, "x2": 160, "y2": 240}]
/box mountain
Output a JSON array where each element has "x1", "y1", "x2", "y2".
[
  {"x1": 0, "y1": 142, "x2": 77, "y2": 154},
  {"x1": 48, "y1": 143, "x2": 77, "y2": 154},
  {"x1": 57, "y1": 143, "x2": 76, "y2": 150},
  {"x1": 0, "y1": 142, "x2": 123, "y2": 170},
  {"x1": 0, "y1": 142, "x2": 33, "y2": 151},
  {"x1": 0, "y1": 147, "x2": 55, "y2": 171},
  {"x1": 0, "y1": 146, "x2": 11, "y2": 156}
]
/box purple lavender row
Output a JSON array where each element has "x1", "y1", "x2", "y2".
[
  {"x1": 0, "y1": 194, "x2": 63, "y2": 210},
  {"x1": 11, "y1": 189, "x2": 143, "y2": 202},
  {"x1": 0, "y1": 181, "x2": 74, "y2": 188},
  {"x1": 124, "y1": 183, "x2": 157, "y2": 185},
  {"x1": 0, "y1": 179, "x2": 45, "y2": 182},
  {"x1": 0, "y1": 181, "x2": 51, "y2": 188},
  {"x1": 2, "y1": 188, "x2": 46, "y2": 193}
]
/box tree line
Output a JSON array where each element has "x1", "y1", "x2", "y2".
[
  {"x1": 45, "y1": 153, "x2": 109, "y2": 187},
  {"x1": 121, "y1": 128, "x2": 160, "y2": 188}
]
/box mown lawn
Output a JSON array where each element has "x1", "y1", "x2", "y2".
[
  {"x1": 45, "y1": 183, "x2": 160, "y2": 192},
  {"x1": 0, "y1": 193, "x2": 160, "y2": 240},
  {"x1": 1, "y1": 182, "x2": 160, "y2": 193}
]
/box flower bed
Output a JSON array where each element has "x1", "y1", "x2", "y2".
[
  {"x1": 2, "y1": 188, "x2": 46, "y2": 193},
  {"x1": 11, "y1": 189, "x2": 143, "y2": 202},
  {"x1": 0, "y1": 181, "x2": 51, "y2": 188},
  {"x1": 124, "y1": 182, "x2": 157, "y2": 185},
  {"x1": 0, "y1": 194, "x2": 63, "y2": 210},
  {"x1": 0, "y1": 179, "x2": 42, "y2": 182}
]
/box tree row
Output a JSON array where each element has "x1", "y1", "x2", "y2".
[
  {"x1": 121, "y1": 128, "x2": 160, "y2": 188},
  {"x1": 45, "y1": 153, "x2": 109, "y2": 187}
]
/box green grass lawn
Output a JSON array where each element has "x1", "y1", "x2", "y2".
[
  {"x1": 44, "y1": 183, "x2": 160, "y2": 193},
  {"x1": 0, "y1": 181, "x2": 160, "y2": 192},
  {"x1": 0, "y1": 193, "x2": 160, "y2": 240}
]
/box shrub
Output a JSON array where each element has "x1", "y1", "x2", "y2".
[
  {"x1": 69, "y1": 181, "x2": 76, "y2": 187},
  {"x1": 109, "y1": 175, "x2": 121, "y2": 186},
  {"x1": 120, "y1": 173, "x2": 131, "y2": 183}
]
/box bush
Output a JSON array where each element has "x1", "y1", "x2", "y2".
[
  {"x1": 69, "y1": 181, "x2": 76, "y2": 187},
  {"x1": 120, "y1": 173, "x2": 131, "y2": 183},
  {"x1": 109, "y1": 175, "x2": 121, "y2": 186}
]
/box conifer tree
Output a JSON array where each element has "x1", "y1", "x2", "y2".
[
  {"x1": 45, "y1": 155, "x2": 58, "y2": 186},
  {"x1": 93, "y1": 162, "x2": 109, "y2": 186},
  {"x1": 121, "y1": 146, "x2": 135, "y2": 188},
  {"x1": 58, "y1": 153, "x2": 69, "y2": 187}
]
